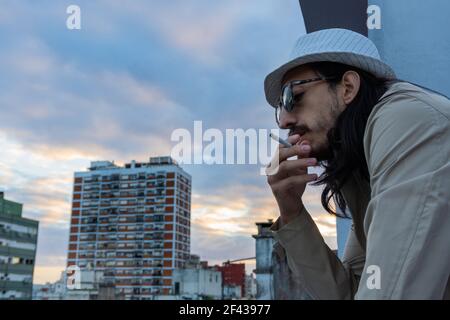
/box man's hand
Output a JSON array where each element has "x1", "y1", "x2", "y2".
[{"x1": 267, "y1": 134, "x2": 318, "y2": 225}]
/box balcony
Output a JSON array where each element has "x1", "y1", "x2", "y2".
[
  {"x1": 79, "y1": 235, "x2": 96, "y2": 242},
  {"x1": 151, "y1": 271, "x2": 162, "y2": 277},
  {"x1": 104, "y1": 270, "x2": 115, "y2": 277}
]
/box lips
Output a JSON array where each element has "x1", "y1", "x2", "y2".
[
  {"x1": 289, "y1": 130, "x2": 308, "y2": 145},
  {"x1": 289, "y1": 129, "x2": 307, "y2": 137}
]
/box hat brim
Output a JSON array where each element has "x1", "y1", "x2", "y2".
[{"x1": 264, "y1": 52, "x2": 396, "y2": 108}]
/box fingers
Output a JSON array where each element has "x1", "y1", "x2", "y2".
[
  {"x1": 286, "y1": 134, "x2": 301, "y2": 146},
  {"x1": 279, "y1": 157, "x2": 316, "y2": 176},
  {"x1": 279, "y1": 143, "x2": 311, "y2": 162},
  {"x1": 277, "y1": 134, "x2": 311, "y2": 161},
  {"x1": 265, "y1": 134, "x2": 312, "y2": 176},
  {"x1": 273, "y1": 173, "x2": 318, "y2": 191},
  {"x1": 283, "y1": 134, "x2": 308, "y2": 148},
  {"x1": 267, "y1": 157, "x2": 317, "y2": 184}
]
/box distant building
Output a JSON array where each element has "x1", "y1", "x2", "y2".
[
  {"x1": 66, "y1": 156, "x2": 191, "y2": 299},
  {"x1": 33, "y1": 269, "x2": 124, "y2": 300},
  {"x1": 223, "y1": 284, "x2": 242, "y2": 299},
  {"x1": 185, "y1": 254, "x2": 201, "y2": 269},
  {"x1": 217, "y1": 263, "x2": 246, "y2": 298},
  {"x1": 32, "y1": 272, "x2": 66, "y2": 300},
  {"x1": 252, "y1": 220, "x2": 274, "y2": 299},
  {"x1": 63, "y1": 269, "x2": 104, "y2": 300},
  {"x1": 0, "y1": 192, "x2": 39, "y2": 300},
  {"x1": 172, "y1": 267, "x2": 222, "y2": 300},
  {"x1": 171, "y1": 255, "x2": 222, "y2": 300},
  {"x1": 244, "y1": 274, "x2": 257, "y2": 299}
]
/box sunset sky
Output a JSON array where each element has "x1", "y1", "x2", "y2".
[{"x1": 0, "y1": 0, "x2": 337, "y2": 284}]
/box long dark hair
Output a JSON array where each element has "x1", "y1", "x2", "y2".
[{"x1": 307, "y1": 62, "x2": 392, "y2": 217}]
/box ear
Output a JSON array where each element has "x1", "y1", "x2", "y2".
[{"x1": 341, "y1": 71, "x2": 361, "y2": 105}]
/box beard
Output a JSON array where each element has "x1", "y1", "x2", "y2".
[
  {"x1": 288, "y1": 99, "x2": 342, "y2": 162},
  {"x1": 287, "y1": 125, "x2": 334, "y2": 161}
]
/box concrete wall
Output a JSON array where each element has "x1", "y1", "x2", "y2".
[
  {"x1": 254, "y1": 233, "x2": 274, "y2": 299},
  {"x1": 368, "y1": 0, "x2": 450, "y2": 97},
  {"x1": 255, "y1": 237, "x2": 274, "y2": 273},
  {"x1": 173, "y1": 268, "x2": 222, "y2": 299}
]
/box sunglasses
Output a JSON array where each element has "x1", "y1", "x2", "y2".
[{"x1": 275, "y1": 76, "x2": 335, "y2": 126}]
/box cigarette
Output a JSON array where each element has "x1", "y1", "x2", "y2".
[{"x1": 269, "y1": 133, "x2": 292, "y2": 148}]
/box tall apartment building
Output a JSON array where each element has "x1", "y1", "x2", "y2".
[
  {"x1": 67, "y1": 156, "x2": 191, "y2": 300},
  {"x1": 0, "y1": 192, "x2": 39, "y2": 300}
]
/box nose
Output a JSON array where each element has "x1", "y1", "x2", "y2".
[{"x1": 278, "y1": 108, "x2": 298, "y2": 129}]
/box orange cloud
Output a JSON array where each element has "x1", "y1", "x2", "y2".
[
  {"x1": 191, "y1": 182, "x2": 336, "y2": 249},
  {"x1": 33, "y1": 264, "x2": 65, "y2": 285}
]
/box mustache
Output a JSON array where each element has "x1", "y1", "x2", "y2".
[{"x1": 288, "y1": 125, "x2": 310, "y2": 137}]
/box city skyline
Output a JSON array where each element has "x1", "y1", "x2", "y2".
[{"x1": 0, "y1": 1, "x2": 337, "y2": 285}]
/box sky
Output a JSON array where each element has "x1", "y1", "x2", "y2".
[{"x1": 0, "y1": 0, "x2": 337, "y2": 284}]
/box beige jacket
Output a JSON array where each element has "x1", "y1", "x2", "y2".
[{"x1": 270, "y1": 82, "x2": 450, "y2": 299}]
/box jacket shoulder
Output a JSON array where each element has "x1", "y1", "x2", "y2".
[
  {"x1": 368, "y1": 82, "x2": 450, "y2": 126},
  {"x1": 363, "y1": 82, "x2": 450, "y2": 178}
]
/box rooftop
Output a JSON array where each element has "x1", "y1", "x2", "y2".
[{"x1": 88, "y1": 156, "x2": 179, "y2": 171}]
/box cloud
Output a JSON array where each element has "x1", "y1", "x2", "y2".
[
  {"x1": 190, "y1": 181, "x2": 337, "y2": 270},
  {"x1": 33, "y1": 225, "x2": 69, "y2": 284},
  {"x1": 0, "y1": 36, "x2": 193, "y2": 162},
  {"x1": 0, "y1": 1, "x2": 334, "y2": 285},
  {"x1": 95, "y1": 0, "x2": 244, "y2": 65},
  {"x1": 0, "y1": 133, "x2": 80, "y2": 226}
]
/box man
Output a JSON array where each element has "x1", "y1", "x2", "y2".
[{"x1": 264, "y1": 28, "x2": 450, "y2": 299}]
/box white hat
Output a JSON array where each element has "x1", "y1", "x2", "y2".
[{"x1": 264, "y1": 28, "x2": 396, "y2": 107}]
